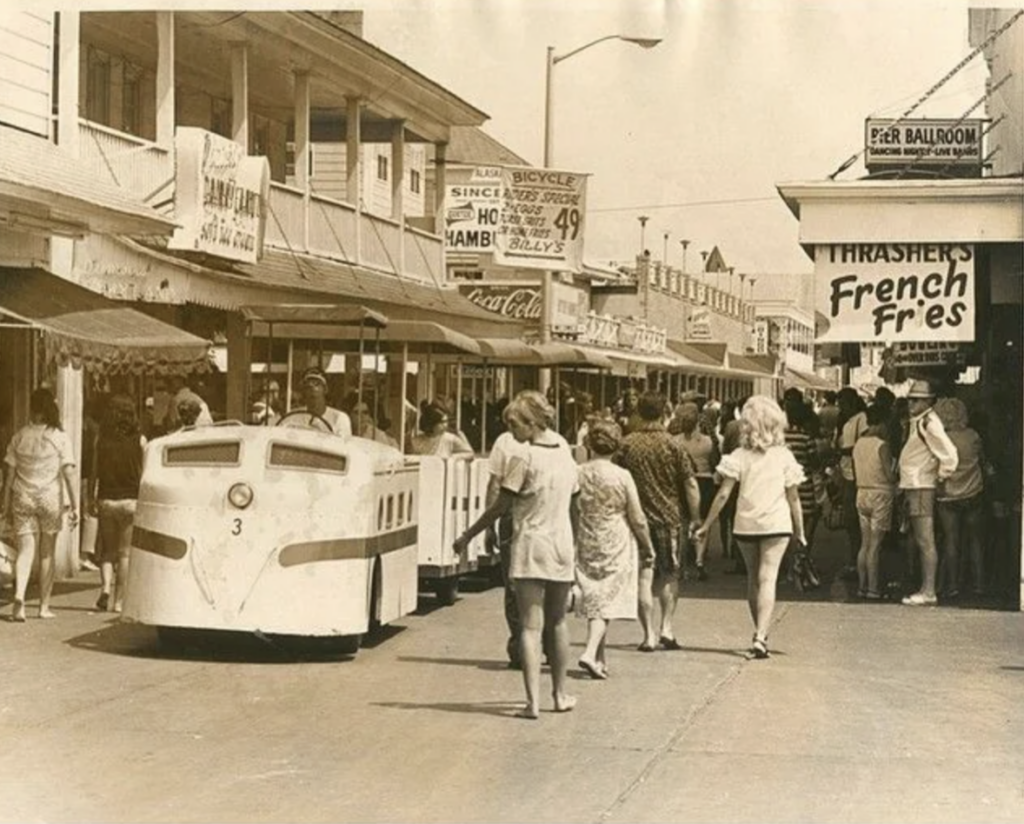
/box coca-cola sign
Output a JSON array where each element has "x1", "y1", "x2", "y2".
[{"x1": 460, "y1": 285, "x2": 542, "y2": 321}]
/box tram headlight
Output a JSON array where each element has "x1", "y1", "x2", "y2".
[{"x1": 227, "y1": 482, "x2": 254, "y2": 509}]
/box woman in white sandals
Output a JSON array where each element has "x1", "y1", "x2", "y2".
[{"x1": 694, "y1": 396, "x2": 806, "y2": 659}]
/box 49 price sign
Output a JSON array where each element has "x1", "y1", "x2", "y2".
[{"x1": 494, "y1": 166, "x2": 588, "y2": 273}]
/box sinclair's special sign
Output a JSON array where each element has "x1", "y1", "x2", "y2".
[
  {"x1": 815, "y1": 243, "x2": 974, "y2": 343},
  {"x1": 169, "y1": 127, "x2": 270, "y2": 264},
  {"x1": 493, "y1": 166, "x2": 588, "y2": 273}
]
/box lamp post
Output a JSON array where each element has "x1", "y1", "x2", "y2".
[
  {"x1": 637, "y1": 215, "x2": 650, "y2": 256},
  {"x1": 539, "y1": 34, "x2": 661, "y2": 394},
  {"x1": 679, "y1": 239, "x2": 689, "y2": 273}
]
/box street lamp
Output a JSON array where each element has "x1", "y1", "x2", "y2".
[
  {"x1": 679, "y1": 239, "x2": 689, "y2": 273},
  {"x1": 543, "y1": 35, "x2": 662, "y2": 168},
  {"x1": 539, "y1": 33, "x2": 662, "y2": 385},
  {"x1": 637, "y1": 215, "x2": 650, "y2": 255}
]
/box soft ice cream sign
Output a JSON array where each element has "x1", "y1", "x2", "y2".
[
  {"x1": 815, "y1": 243, "x2": 974, "y2": 343},
  {"x1": 170, "y1": 128, "x2": 270, "y2": 264}
]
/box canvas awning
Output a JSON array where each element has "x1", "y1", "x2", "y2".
[
  {"x1": 0, "y1": 268, "x2": 211, "y2": 374},
  {"x1": 784, "y1": 366, "x2": 837, "y2": 392},
  {"x1": 241, "y1": 305, "x2": 480, "y2": 357}
]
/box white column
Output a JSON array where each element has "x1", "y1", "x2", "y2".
[
  {"x1": 346, "y1": 95, "x2": 361, "y2": 260},
  {"x1": 55, "y1": 366, "x2": 83, "y2": 579},
  {"x1": 391, "y1": 120, "x2": 406, "y2": 274},
  {"x1": 294, "y1": 70, "x2": 310, "y2": 251},
  {"x1": 433, "y1": 142, "x2": 447, "y2": 229},
  {"x1": 57, "y1": 11, "x2": 80, "y2": 154},
  {"x1": 155, "y1": 12, "x2": 175, "y2": 147},
  {"x1": 231, "y1": 43, "x2": 249, "y2": 150}
]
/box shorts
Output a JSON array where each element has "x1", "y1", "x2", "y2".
[
  {"x1": 856, "y1": 488, "x2": 895, "y2": 531},
  {"x1": 649, "y1": 522, "x2": 683, "y2": 581},
  {"x1": 904, "y1": 488, "x2": 936, "y2": 518},
  {"x1": 9, "y1": 482, "x2": 63, "y2": 536},
  {"x1": 97, "y1": 499, "x2": 137, "y2": 563}
]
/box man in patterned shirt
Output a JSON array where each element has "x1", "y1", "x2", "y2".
[{"x1": 617, "y1": 391, "x2": 702, "y2": 651}]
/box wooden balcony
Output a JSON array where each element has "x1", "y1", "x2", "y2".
[{"x1": 77, "y1": 120, "x2": 444, "y2": 281}]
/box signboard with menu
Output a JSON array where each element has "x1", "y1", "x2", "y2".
[
  {"x1": 169, "y1": 128, "x2": 270, "y2": 264},
  {"x1": 814, "y1": 243, "x2": 975, "y2": 343},
  {"x1": 443, "y1": 167, "x2": 502, "y2": 252},
  {"x1": 864, "y1": 118, "x2": 983, "y2": 171},
  {"x1": 493, "y1": 166, "x2": 588, "y2": 273}
]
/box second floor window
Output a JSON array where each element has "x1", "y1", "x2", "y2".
[
  {"x1": 85, "y1": 46, "x2": 111, "y2": 125},
  {"x1": 410, "y1": 168, "x2": 421, "y2": 194},
  {"x1": 377, "y1": 154, "x2": 388, "y2": 181}
]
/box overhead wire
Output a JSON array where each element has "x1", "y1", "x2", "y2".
[{"x1": 827, "y1": 9, "x2": 1023, "y2": 180}]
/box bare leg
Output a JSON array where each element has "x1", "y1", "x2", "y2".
[
  {"x1": 655, "y1": 572, "x2": 680, "y2": 641},
  {"x1": 580, "y1": 617, "x2": 607, "y2": 669},
  {"x1": 113, "y1": 519, "x2": 133, "y2": 612},
  {"x1": 637, "y1": 567, "x2": 656, "y2": 647},
  {"x1": 738, "y1": 541, "x2": 759, "y2": 625},
  {"x1": 745, "y1": 537, "x2": 788, "y2": 641},
  {"x1": 865, "y1": 529, "x2": 885, "y2": 596},
  {"x1": 544, "y1": 581, "x2": 576, "y2": 712},
  {"x1": 12, "y1": 531, "x2": 36, "y2": 620},
  {"x1": 37, "y1": 532, "x2": 58, "y2": 617},
  {"x1": 514, "y1": 580, "x2": 544, "y2": 718},
  {"x1": 856, "y1": 513, "x2": 871, "y2": 593},
  {"x1": 911, "y1": 515, "x2": 939, "y2": 599}
]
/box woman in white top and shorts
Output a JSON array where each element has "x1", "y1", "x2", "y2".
[
  {"x1": 454, "y1": 391, "x2": 579, "y2": 719},
  {"x1": 694, "y1": 396, "x2": 806, "y2": 659}
]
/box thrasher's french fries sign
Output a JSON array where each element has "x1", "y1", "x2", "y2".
[{"x1": 815, "y1": 243, "x2": 975, "y2": 343}]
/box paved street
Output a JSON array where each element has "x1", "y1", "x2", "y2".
[{"x1": 2, "y1": 530, "x2": 1022, "y2": 824}]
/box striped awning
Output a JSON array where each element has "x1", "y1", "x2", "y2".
[{"x1": 0, "y1": 267, "x2": 211, "y2": 375}]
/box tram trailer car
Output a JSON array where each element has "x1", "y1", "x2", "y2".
[
  {"x1": 122, "y1": 425, "x2": 420, "y2": 654},
  {"x1": 414, "y1": 455, "x2": 493, "y2": 605}
]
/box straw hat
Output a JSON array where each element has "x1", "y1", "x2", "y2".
[{"x1": 905, "y1": 379, "x2": 936, "y2": 399}]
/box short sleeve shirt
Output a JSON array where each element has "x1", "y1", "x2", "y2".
[
  {"x1": 5, "y1": 424, "x2": 75, "y2": 496},
  {"x1": 716, "y1": 445, "x2": 805, "y2": 537},
  {"x1": 502, "y1": 431, "x2": 579, "y2": 582},
  {"x1": 616, "y1": 423, "x2": 696, "y2": 528}
]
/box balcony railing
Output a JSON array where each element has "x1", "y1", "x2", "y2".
[{"x1": 78, "y1": 120, "x2": 172, "y2": 204}]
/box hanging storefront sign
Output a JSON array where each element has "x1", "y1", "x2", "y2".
[
  {"x1": 442, "y1": 177, "x2": 501, "y2": 252},
  {"x1": 752, "y1": 319, "x2": 769, "y2": 354},
  {"x1": 886, "y1": 341, "x2": 968, "y2": 367},
  {"x1": 815, "y1": 243, "x2": 975, "y2": 343},
  {"x1": 493, "y1": 166, "x2": 588, "y2": 273},
  {"x1": 688, "y1": 305, "x2": 712, "y2": 341},
  {"x1": 864, "y1": 119, "x2": 983, "y2": 171},
  {"x1": 550, "y1": 280, "x2": 588, "y2": 335},
  {"x1": 169, "y1": 128, "x2": 270, "y2": 264}
]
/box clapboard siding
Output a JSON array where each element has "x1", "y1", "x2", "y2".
[{"x1": 0, "y1": 12, "x2": 53, "y2": 137}]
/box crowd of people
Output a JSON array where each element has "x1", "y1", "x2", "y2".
[
  {"x1": 450, "y1": 376, "x2": 1014, "y2": 720},
  {"x1": 2, "y1": 372, "x2": 1015, "y2": 724}
]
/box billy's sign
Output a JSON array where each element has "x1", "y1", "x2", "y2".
[{"x1": 815, "y1": 243, "x2": 974, "y2": 343}]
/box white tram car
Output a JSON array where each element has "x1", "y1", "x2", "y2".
[{"x1": 122, "y1": 423, "x2": 491, "y2": 655}]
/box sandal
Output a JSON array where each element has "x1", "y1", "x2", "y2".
[{"x1": 750, "y1": 636, "x2": 770, "y2": 659}]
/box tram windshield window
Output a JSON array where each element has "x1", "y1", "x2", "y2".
[
  {"x1": 269, "y1": 444, "x2": 347, "y2": 473},
  {"x1": 165, "y1": 442, "x2": 241, "y2": 466}
]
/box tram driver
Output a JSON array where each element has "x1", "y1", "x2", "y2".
[{"x1": 279, "y1": 367, "x2": 352, "y2": 436}]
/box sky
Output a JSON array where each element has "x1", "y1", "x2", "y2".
[
  {"x1": 42, "y1": 0, "x2": 1006, "y2": 277},
  {"x1": 343, "y1": 0, "x2": 994, "y2": 276}
]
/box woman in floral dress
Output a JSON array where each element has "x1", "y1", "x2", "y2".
[{"x1": 575, "y1": 421, "x2": 654, "y2": 678}]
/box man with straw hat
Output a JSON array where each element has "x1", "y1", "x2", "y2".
[{"x1": 898, "y1": 379, "x2": 958, "y2": 606}]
